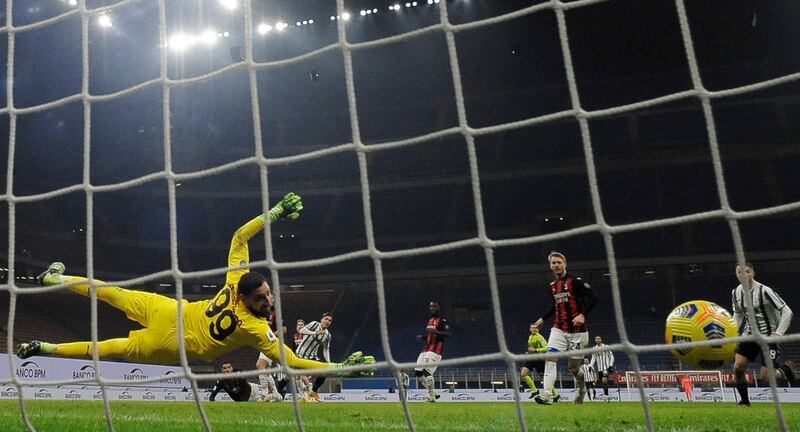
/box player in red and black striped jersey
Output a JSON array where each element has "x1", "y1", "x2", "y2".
[
  {"x1": 533, "y1": 251, "x2": 597, "y2": 406},
  {"x1": 414, "y1": 301, "x2": 451, "y2": 402}
]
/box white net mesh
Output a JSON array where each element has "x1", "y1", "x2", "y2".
[{"x1": 2, "y1": 0, "x2": 799, "y2": 431}]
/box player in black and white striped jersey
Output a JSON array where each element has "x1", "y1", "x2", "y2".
[
  {"x1": 579, "y1": 358, "x2": 597, "y2": 400},
  {"x1": 590, "y1": 335, "x2": 614, "y2": 401},
  {"x1": 732, "y1": 262, "x2": 794, "y2": 406},
  {"x1": 296, "y1": 312, "x2": 334, "y2": 402}
]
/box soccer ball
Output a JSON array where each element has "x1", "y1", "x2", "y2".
[{"x1": 665, "y1": 300, "x2": 738, "y2": 369}]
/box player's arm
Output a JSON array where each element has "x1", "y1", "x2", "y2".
[
  {"x1": 225, "y1": 193, "x2": 303, "y2": 287},
  {"x1": 535, "y1": 298, "x2": 556, "y2": 328},
  {"x1": 209, "y1": 381, "x2": 222, "y2": 402},
  {"x1": 765, "y1": 287, "x2": 793, "y2": 336},
  {"x1": 299, "y1": 322, "x2": 318, "y2": 336},
  {"x1": 575, "y1": 277, "x2": 597, "y2": 314},
  {"x1": 323, "y1": 335, "x2": 331, "y2": 363},
  {"x1": 534, "y1": 335, "x2": 547, "y2": 353},
  {"x1": 433, "y1": 319, "x2": 452, "y2": 337},
  {"x1": 731, "y1": 289, "x2": 745, "y2": 328}
]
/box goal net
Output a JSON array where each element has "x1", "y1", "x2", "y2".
[{"x1": 2, "y1": 0, "x2": 799, "y2": 431}]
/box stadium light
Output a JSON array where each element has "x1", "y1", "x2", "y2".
[
  {"x1": 296, "y1": 21, "x2": 302, "y2": 26},
  {"x1": 308, "y1": 19, "x2": 314, "y2": 24},
  {"x1": 330, "y1": 15, "x2": 336, "y2": 20},
  {"x1": 98, "y1": 14, "x2": 112, "y2": 28},
  {"x1": 373, "y1": 8, "x2": 378, "y2": 13},
  {"x1": 68, "y1": 0, "x2": 77, "y2": 5},
  {"x1": 405, "y1": 2, "x2": 411, "y2": 7},
  {"x1": 219, "y1": 0, "x2": 237, "y2": 10},
  {"x1": 276, "y1": 22, "x2": 288, "y2": 31},
  {"x1": 341, "y1": 12, "x2": 351, "y2": 21},
  {"x1": 168, "y1": 33, "x2": 193, "y2": 52},
  {"x1": 200, "y1": 29, "x2": 217, "y2": 45},
  {"x1": 257, "y1": 23, "x2": 272, "y2": 34},
  {"x1": 223, "y1": 31, "x2": 230, "y2": 37},
  {"x1": 360, "y1": 10, "x2": 366, "y2": 16}
]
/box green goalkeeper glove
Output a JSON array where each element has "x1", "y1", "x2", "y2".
[{"x1": 267, "y1": 193, "x2": 303, "y2": 222}]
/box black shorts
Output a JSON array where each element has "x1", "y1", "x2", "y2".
[
  {"x1": 523, "y1": 360, "x2": 545, "y2": 374},
  {"x1": 736, "y1": 342, "x2": 782, "y2": 368}
]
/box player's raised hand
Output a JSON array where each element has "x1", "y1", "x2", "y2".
[{"x1": 268, "y1": 192, "x2": 303, "y2": 221}]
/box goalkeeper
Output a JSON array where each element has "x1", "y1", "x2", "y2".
[{"x1": 16, "y1": 193, "x2": 375, "y2": 376}]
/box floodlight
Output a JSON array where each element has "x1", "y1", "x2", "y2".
[
  {"x1": 360, "y1": 10, "x2": 366, "y2": 16},
  {"x1": 341, "y1": 12, "x2": 351, "y2": 21},
  {"x1": 219, "y1": 0, "x2": 237, "y2": 10},
  {"x1": 200, "y1": 29, "x2": 218, "y2": 45},
  {"x1": 257, "y1": 23, "x2": 271, "y2": 34},
  {"x1": 98, "y1": 14, "x2": 112, "y2": 28}
]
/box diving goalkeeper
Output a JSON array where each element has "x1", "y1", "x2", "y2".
[{"x1": 16, "y1": 193, "x2": 375, "y2": 375}]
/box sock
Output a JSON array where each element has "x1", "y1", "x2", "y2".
[
  {"x1": 573, "y1": 368, "x2": 585, "y2": 389},
  {"x1": 552, "y1": 388, "x2": 559, "y2": 398},
  {"x1": 39, "y1": 342, "x2": 57, "y2": 355},
  {"x1": 522, "y1": 375, "x2": 537, "y2": 391},
  {"x1": 313, "y1": 376, "x2": 326, "y2": 392},
  {"x1": 736, "y1": 382, "x2": 749, "y2": 403},
  {"x1": 55, "y1": 339, "x2": 128, "y2": 359},
  {"x1": 543, "y1": 361, "x2": 557, "y2": 397},
  {"x1": 603, "y1": 382, "x2": 609, "y2": 396},
  {"x1": 423, "y1": 375, "x2": 436, "y2": 398}
]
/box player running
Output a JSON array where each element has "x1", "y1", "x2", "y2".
[{"x1": 414, "y1": 301, "x2": 450, "y2": 402}]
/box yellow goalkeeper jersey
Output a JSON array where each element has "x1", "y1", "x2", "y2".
[{"x1": 181, "y1": 215, "x2": 278, "y2": 362}]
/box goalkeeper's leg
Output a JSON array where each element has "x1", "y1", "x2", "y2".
[
  {"x1": 37, "y1": 262, "x2": 167, "y2": 327},
  {"x1": 18, "y1": 338, "x2": 128, "y2": 359}
]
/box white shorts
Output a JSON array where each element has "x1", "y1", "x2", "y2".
[
  {"x1": 414, "y1": 351, "x2": 442, "y2": 375},
  {"x1": 547, "y1": 328, "x2": 589, "y2": 360}
]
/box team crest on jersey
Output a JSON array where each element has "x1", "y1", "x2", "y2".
[{"x1": 266, "y1": 329, "x2": 276, "y2": 342}]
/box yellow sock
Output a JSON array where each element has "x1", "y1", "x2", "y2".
[
  {"x1": 283, "y1": 350, "x2": 329, "y2": 370},
  {"x1": 523, "y1": 375, "x2": 537, "y2": 391},
  {"x1": 55, "y1": 339, "x2": 128, "y2": 359}
]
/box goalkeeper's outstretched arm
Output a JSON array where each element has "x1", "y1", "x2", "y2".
[{"x1": 226, "y1": 193, "x2": 304, "y2": 286}]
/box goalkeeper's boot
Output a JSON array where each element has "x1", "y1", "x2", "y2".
[
  {"x1": 533, "y1": 393, "x2": 552, "y2": 406},
  {"x1": 308, "y1": 390, "x2": 322, "y2": 402},
  {"x1": 36, "y1": 262, "x2": 65, "y2": 286},
  {"x1": 552, "y1": 392, "x2": 561, "y2": 403},
  {"x1": 17, "y1": 341, "x2": 42, "y2": 359}
]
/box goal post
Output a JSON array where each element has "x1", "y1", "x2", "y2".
[{"x1": 622, "y1": 370, "x2": 727, "y2": 402}]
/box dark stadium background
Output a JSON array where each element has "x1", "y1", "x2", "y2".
[{"x1": 1, "y1": 0, "x2": 798, "y2": 383}]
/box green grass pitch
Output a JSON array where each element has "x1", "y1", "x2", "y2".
[{"x1": 0, "y1": 401, "x2": 796, "y2": 431}]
